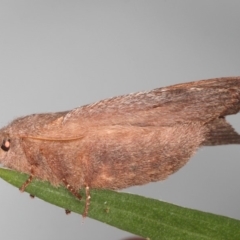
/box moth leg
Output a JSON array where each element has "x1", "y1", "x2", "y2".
[
  {"x1": 83, "y1": 186, "x2": 91, "y2": 218},
  {"x1": 65, "y1": 209, "x2": 71, "y2": 215},
  {"x1": 62, "y1": 178, "x2": 82, "y2": 200},
  {"x1": 19, "y1": 166, "x2": 35, "y2": 192}
]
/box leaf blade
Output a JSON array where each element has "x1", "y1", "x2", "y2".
[{"x1": 0, "y1": 168, "x2": 239, "y2": 240}]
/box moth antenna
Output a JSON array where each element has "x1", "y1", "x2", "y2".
[
  {"x1": 62, "y1": 178, "x2": 82, "y2": 200},
  {"x1": 83, "y1": 185, "x2": 91, "y2": 218}
]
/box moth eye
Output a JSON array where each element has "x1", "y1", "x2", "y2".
[{"x1": 1, "y1": 139, "x2": 11, "y2": 152}]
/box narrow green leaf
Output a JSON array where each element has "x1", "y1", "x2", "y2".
[{"x1": 0, "y1": 168, "x2": 239, "y2": 240}]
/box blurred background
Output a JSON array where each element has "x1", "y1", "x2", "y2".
[{"x1": 0, "y1": 1, "x2": 240, "y2": 239}]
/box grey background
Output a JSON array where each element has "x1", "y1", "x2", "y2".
[{"x1": 0, "y1": 1, "x2": 240, "y2": 239}]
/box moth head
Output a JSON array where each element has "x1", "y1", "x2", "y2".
[
  {"x1": 1, "y1": 137, "x2": 10, "y2": 152},
  {"x1": 0, "y1": 135, "x2": 11, "y2": 158},
  {"x1": 0, "y1": 131, "x2": 30, "y2": 173}
]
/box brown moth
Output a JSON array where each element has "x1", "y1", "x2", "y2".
[{"x1": 0, "y1": 77, "x2": 240, "y2": 216}]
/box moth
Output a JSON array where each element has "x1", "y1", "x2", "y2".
[{"x1": 0, "y1": 77, "x2": 240, "y2": 216}]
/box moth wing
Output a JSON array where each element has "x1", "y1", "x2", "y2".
[
  {"x1": 204, "y1": 118, "x2": 240, "y2": 146},
  {"x1": 62, "y1": 76, "x2": 240, "y2": 126},
  {"x1": 21, "y1": 123, "x2": 206, "y2": 189},
  {"x1": 14, "y1": 77, "x2": 240, "y2": 140}
]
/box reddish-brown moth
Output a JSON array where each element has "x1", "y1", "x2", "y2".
[{"x1": 0, "y1": 77, "x2": 240, "y2": 216}]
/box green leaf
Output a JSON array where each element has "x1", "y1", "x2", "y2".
[{"x1": 0, "y1": 168, "x2": 239, "y2": 240}]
